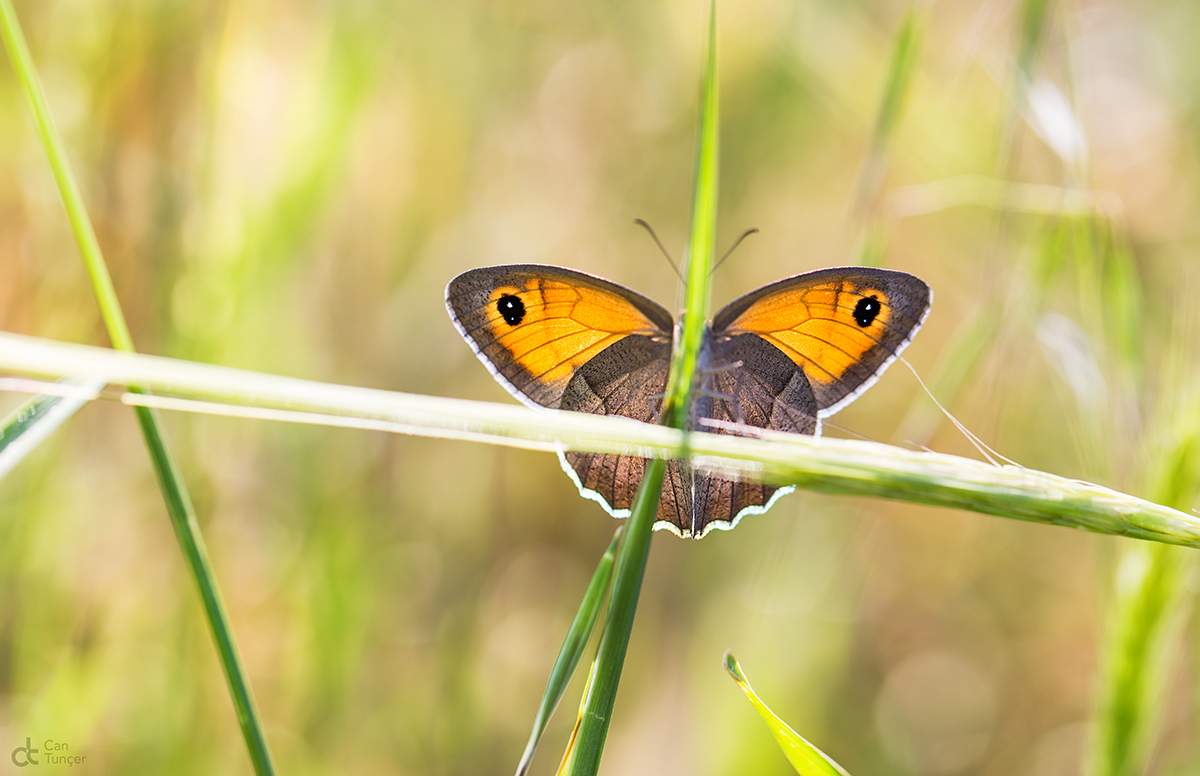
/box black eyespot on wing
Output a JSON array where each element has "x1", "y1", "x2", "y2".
[
  {"x1": 853, "y1": 295, "x2": 880, "y2": 327},
  {"x1": 497, "y1": 294, "x2": 526, "y2": 326}
]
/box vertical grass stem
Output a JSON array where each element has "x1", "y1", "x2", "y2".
[{"x1": 569, "y1": 2, "x2": 721, "y2": 772}]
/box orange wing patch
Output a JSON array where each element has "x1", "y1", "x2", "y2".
[
  {"x1": 723, "y1": 281, "x2": 890, "y2": 385},
  {"x1": 484, "y1": 278, "x2": 662, "y2": 382}
]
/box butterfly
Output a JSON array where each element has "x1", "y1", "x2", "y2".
[{"x1": 446, "y1": 264, "x2": 931, "y2": 538}]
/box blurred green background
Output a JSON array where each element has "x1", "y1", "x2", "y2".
[{"x1": 2, "y1": 0, "x2": 1200, "y2": 774}]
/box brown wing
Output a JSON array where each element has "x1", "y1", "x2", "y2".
[
  {"x1": 685, "y1": 332, "x2": 820, "y2": 537},
  {"x1": 712, "y1": 267, "x2": 931, "y2": 416},
  {"x1": 446, "y1": 264, "x2": 673, "y2": 409},
  {"x1": 554, "y1": 332, "x2": 691, "y2": 530},
  {"x1": 560, "y1": 330, "x2": 822, "y2": 537}
]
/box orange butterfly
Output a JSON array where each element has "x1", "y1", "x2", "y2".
[{"x1": 447, "y1": 265, "x2": 931, "y2": 538}]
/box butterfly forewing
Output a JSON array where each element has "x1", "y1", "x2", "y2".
[
  {"x1": 446, "y1": 265, "x2": 673, "y2": 409},
  {"x1": 712, "y1": 267, "x2": 931, "y2": 416}
]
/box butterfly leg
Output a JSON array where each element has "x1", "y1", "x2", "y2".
[
  {"x1": 694, "y1": 387, "x2": 737, "y2": 403},
  {"x1": 645, "y1": 392, "x2": 666, "y2": 424},
  {"x1": 698, "y1": 360, "x2": 744, "y2": 375},
  {"x1": 728, "y1": 368, "x2": 750, "y2": 425},
  {"x1": 700, "y1": 358, "x2": 750, "y2": 422}
]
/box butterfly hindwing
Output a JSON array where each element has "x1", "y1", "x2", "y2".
[
  {"x1": 699, "y1": 333, "x2": 821, "y2": 436},
  {"x1": 446, "y1": 265, "x2": 674, "y2": 409},
  {"x1": 712, "y1": 267, "x2": 931, "y2": 416},
  {"x1": 556, "y1": 330, "x2": 675, "y2": 524},
  {"x1": 560, "y1": 330, "x2": 823, "y2": 537},
  {"x1": 682, "y1": 332, "x2": 820, "y2": 536}
]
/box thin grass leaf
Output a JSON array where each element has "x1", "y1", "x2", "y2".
[
  {"x1": 566, "y1": 460, "x2": 666, "y2": 775},
  {"x1": 1091, "y1": 543, "x2": 1193, "y2": 776},
  {"x1": 0, "y1": 0, "x2": 132, "y2": 352},
  {"x1": 568, "y1": 4, "x2": 721, "y2": 772},
  {"x1": 885, "y1": 176, "x2": 1113, "y2": 219},
  {"x1": 0, "y1": 378, "x2": 103, "y2": 480},
  {"x1": 0, "y1": 3, "x2": 275, "y2": 772},
  {"x1": 3, "y1": 333, "x2": 1200, "y2": 547},
  {"x1": 724, "y1": 652, "x2": 851, "y2": 776},
  {"x1": 1016, "y1": 0, "x2": 1052, "y2": 80},
  {"x1": 555, "y1": 657, "x2": 601, "y2": 776},
  {"x1": 1099, "y1": 219, "x2": 1144, "y2": 378},
  {"x1": 996, "y1": 0, "x2": 1052, "y2": 171},
  {"x1": 516, "y1": 527, "x2": 622, "y2": 776},
  {"x1": 895, "y1": 306, "x2": 1002, "y2": 446},
  {"x1": 662, "y1": 0, "x2": 720, "y2": 430},
  {"x1": 1090, "y1": 393, "x2": 1200, "y2": 776},
  {"x1": 851, "y1": 2, "x2": 926, "y2": 229}
]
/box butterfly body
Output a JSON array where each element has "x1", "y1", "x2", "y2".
[{"x1": 446, "y1": 264, "x2": 930, "y2": 538}]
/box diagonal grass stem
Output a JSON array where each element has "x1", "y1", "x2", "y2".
[
  {"x1": 516, "y1": 528, "x2": 623, "y2": 776},
  {"x1": 0, "y1": 2, "x2": 275, "y2": 772}
]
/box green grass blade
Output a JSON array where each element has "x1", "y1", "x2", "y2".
[
  {"x1": 3, "y1": 334, "x2": 1200, "y2": 548},
  {"x1": 0, "y1": 378, "x2": 103, "y2": 480},
  {"x1": 0, "y1": 3, "x2": 275, "y2": 773},
  {"x1": 662, "y1": 0, "x2": 719, "y2": 430},
  {"x1": 0, "y1": 0, "x2": 132, "y2": 353},
  {"x1": 1016, "y1": 0, "x2": 1052, "y2": 78},
  {"x1": 871, "y1": 4, "x2": 923, "y2": 154},
  {"x1": 567, "y1": 458, "x2": 667, "y2": 775},
  {"x1": 724, "y1": 652, "x2": 851, "y2": 776},
  {"x1": 555, "y1": 656, "x2": 602, "y2": 775},
  {"x1": 131, "y1": 405, "x2": 275, "y2": 774},
  {"x1": 1099, "y1": 219, "x2": 1144, "y2": 378},
  {"x1": 1090, "y1": 396, "x2": 1200, "y2": 776},
  {"x1": 1090, "y1": 544, "x2": 1193, "y2": 776},
  {"x1": 992, "y1": 0, "x2": 1053, "y2": 184},
  {"x1": 516, "y1": 527, "x2": 622, "y2": 776},
  {"x1": 851, "y1": 3, "x2": 926, "y2": 232},
  {"x1": 569, "y1": 4, "x2": 721, "y2": 772}
]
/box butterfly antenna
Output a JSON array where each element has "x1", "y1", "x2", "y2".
[
  {"x1": 634, "y1": 218, "x2": 681, "y2": 279},
  {"x1": 898, "y1": 357, "x2": 1021, "y2": 468},
  {"x1": 711, "y1": 228, "x2": 760, "y2": 275}
]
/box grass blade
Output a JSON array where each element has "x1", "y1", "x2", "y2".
[
  {"x1": 662, "y1": 0, "x2": 720, "y2": 431},
  {"x1": 1090, "y1": 393, "x2": 1200, "y2": 776},
  {"x1": 0, "y1": 0, "x2": 132, "y2": 351},
  {"x1": 516, "y1": 527, "x2": 623, "y2": 776},
  {"x1": 0, "y1": 3, "x2": 275, "y2": 772},
  {"x1": 567, "y1": 459, "x2": 667, "y2": 774},
  {"x1": 569, "y1": 3, "x2": 720, "y2": 771},
  {"x1": 555, "y1": 657, "x2": 601, "y2": 776},
  {"x1": 1090, "y1": 544, "x2": 1193, "y2": 776},
  {"x1": 0, "y1": 378, "x2": 103, "y2": 480},
  {"x1": 3, "y1": 334, "x2": 1200, "y2": 548},
  {"x1": 724, "y1": 652, "x2": 851, "y2": 776},
  {"x1": 851, "y1": 3, "x2": 926, "y2": 228}
]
